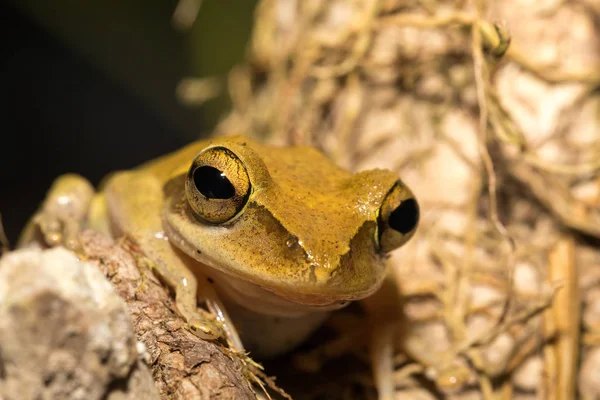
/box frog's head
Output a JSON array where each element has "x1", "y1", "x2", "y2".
[{"x1": 163, "y1": 136, "x2": 419, "y2": 311}]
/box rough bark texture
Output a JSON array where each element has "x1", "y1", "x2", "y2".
[
  {"x1": 0, "y1": 231, "x2": 256, "y2": 400},
  {"x1": 77, "y1": 231, "x2": 256, "y2": 400}
]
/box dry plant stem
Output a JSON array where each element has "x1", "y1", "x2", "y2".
[
  {"x1": 309, "y1": 0, "x2": 381, "y2": 79},
  {"x1": 276, "y1": 2, "x2": 327, "y2": 145},
  {"x1": 509, "y1": 161, "x2": 600, "y2": 238},
  {"x1": 471, "y1": 0, "x2": 515, "y2": 272},
  {"x1": 470, "y1": 6, "x2": 518, "y2": 397},
  {"x1": 393, "y1": 362, "x2": 425, "y2": 384},
  {"x1": 454, "y1": 176, "x2": 481, "y2": 339},
  {"x1": 467, "y1": 293, "x2": 554, "y2": 351},
  {"x1": 489, "y1": 85, "x2": 600, "y2": 178},
  {"x1": 506, "y1": 47, "x2": 600, "y2": 85},
  {"x1": 228, "y1": 66, "x2": 252, "y2": 116},
  {"x1": 467, "y1": 351, "x2": 495, "y2": 400},
  {"x1": 505, "y1": 322, "x2": 544, "y2": 373},
  {"x1": 522, "y1": 151, "x2": 600, "y2": 176},
  {"x1": 172, "y1": 0, "x2": 202, "y2": 30},
  {"x1": 377, "y1": 11, "x2": 600, "y2": 85},
  {"x1": 582, "y1": 331, "x2": 600, "y2": 346},
  {"x1": 377, "y1": 11, "x2": 473, "y2": 28},
  {"x1": 500, "y1": 382, "x2": 513, "y2": 400},
  {"x1": 543, "y1": 237, "x2": 580, "y2": 400},
  {"x1": 331, "y1": 73, "x2": 362, "y2": 166}
]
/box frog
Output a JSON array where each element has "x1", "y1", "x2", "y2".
[{"x1": 20, "y1": 135, "x2": 419, "y2": 397}]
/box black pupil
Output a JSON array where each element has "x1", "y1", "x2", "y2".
[
  {"x1": 388, "y1": 198, "x2": 419, "y2": 234},
  {"x1": 193, "y1": 166, "x2": 236, "y2": 199}
]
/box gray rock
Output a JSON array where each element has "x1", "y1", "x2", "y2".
[{"x1": 0, "y1": 247, "x2": 159, "y2": 400}]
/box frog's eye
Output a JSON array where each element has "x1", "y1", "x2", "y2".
[
  {"x1": 185, "y1": 146, "x2": 251, "y2": 224},
  {"x1": 378, "y1": 182, "x2": 419, "y2": 252}
]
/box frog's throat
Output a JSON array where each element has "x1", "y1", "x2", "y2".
[
  {"x1": 204, "y1": 266, "x2": 349, "y2": 317},
  {"x1": 163, "y1": 218, "x2": 364, "y2": 316}
]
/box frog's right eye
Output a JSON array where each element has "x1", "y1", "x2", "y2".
[
  {"x1": 185, "y1": 146, "x2": 251, "y2": 224},
  {"x1": 377, "y1": 181, "x2": 419, "y2": 252}
]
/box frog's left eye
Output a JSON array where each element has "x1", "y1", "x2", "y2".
[
  {"x1": 378, "y1": 182, "x2": 419, "y2": 252},
  {"x1": 185, "y1": 146, "x2": 251, "y2": 224}
]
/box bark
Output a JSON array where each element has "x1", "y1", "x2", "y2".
[{"x1": 0, "y1": 231, "x2": 255, "y2": 400}]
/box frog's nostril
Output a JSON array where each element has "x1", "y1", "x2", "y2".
[{"x1": 388, "y1": 198, "x2": 419, "y2": 234}]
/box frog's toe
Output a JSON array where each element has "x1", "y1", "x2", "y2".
[
  {"x1": 38, "y1": 215, "x2": 81, "y2": 250},
  {"x1": 30, "y1": 214, "x2": 63, "y2": 247},
  {"x1": 44, "y1": 230, "x2": 63, "y2": 246},
  {"x1": 187, "y1": 318, "x2": 223, "y2": 341},
  {"x1": 19, "y1": 174, "x2": 94, "y2": 250}
]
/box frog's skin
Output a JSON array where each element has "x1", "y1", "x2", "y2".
[{"x1": 21, "y1": 136, "x2": 419, "y2": 394}]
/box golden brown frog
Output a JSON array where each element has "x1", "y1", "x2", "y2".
[{"x1": 21, "y1": 135, "x2": 419, "y2": 396}]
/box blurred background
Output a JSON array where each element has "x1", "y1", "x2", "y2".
[{"x1": 1, "y1": 1, "x2": 257, "y2": 243}]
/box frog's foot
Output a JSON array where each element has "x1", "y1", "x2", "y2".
[
  {"x1": 185, "y1": 310, "x2": 224, "y2": 341},
  {"x1": 204, "y1": 297, "x2": 245, "y2": 352},
  {"x1": 361, "y1": 273, "x2": 404, "y2": 400},
  {"x1": 19, "y1": 174, "x2": 95, "y2": 252},
  {"x1": 369, "y1": 322, "x2": 396, "y2": 400},
  {"x1": 33, "y1": 212, "x2": 82, "y2": 251}
]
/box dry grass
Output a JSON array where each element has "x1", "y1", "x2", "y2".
[{"x1": 202, "y1": 0, "x2": 600, "y2": 398}]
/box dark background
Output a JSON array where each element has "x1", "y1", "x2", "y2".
[{"x1": 1, "y1": 4, "x2": 204, "y2": 244}]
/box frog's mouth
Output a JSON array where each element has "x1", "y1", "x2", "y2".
[
  {"x1": 165, "y1": 216, "x2": 365, "y2": 317},
  {"x1": 163, "y1": 218, "x2": 355, "y2": 316},
  {"x1": 163, "y1": 218, "x2": 388, "y2": 318}
]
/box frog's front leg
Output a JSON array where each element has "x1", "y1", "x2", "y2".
[
  {"x1": 361, "y1": 272, "x2": 406, "y2": 400},
  {"x1": 19, "y1": 174, "x2": 95, "y2": 251},
  {"x1": 104, "y1": 171, "x2": 231, "y2": 344},
  {"x1": 151, "y1": 253, "x2": 224, "y2": 340}
]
